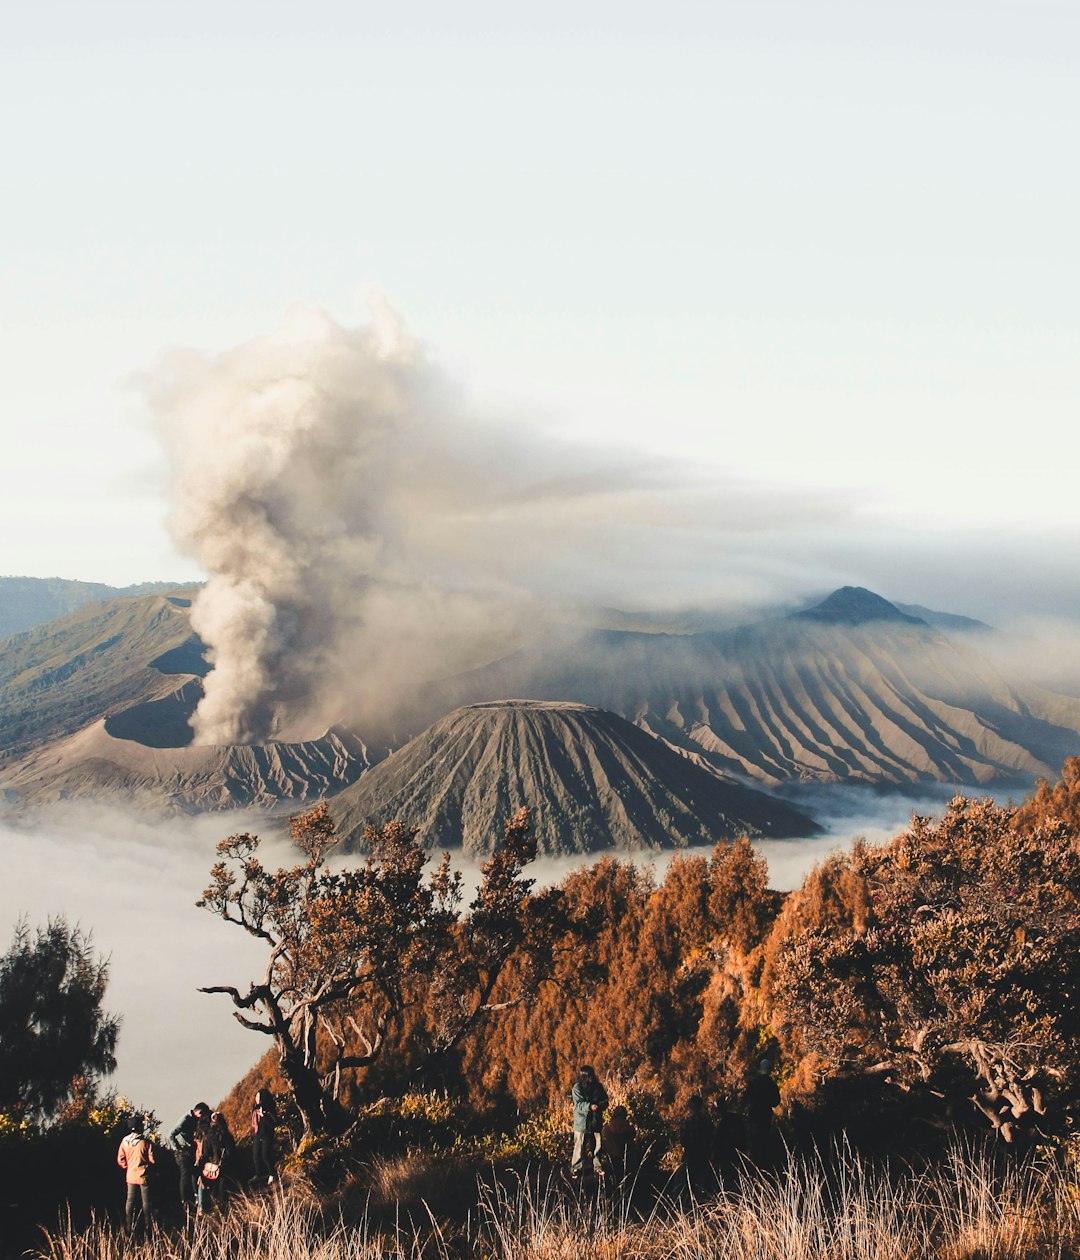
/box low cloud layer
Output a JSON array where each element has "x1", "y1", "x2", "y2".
[{"x1": 0, "y1": 805, "x2": 281, "y2": 1124}]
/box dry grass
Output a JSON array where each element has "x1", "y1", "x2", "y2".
[{"x1": 33, "y1": 1145, "x2": 1080, "y2": 1260}]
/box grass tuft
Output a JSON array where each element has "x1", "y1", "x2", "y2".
[{"x1": 33, "y1": 1144, "x2": 1079, "y2": 1260}]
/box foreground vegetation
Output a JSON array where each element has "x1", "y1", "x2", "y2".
[
  {"x1": 212, "y1": 759, "x2": 1080, "y2": 1162},
  {"x1": 36, "y1": 1144, "x2": 1080, "y2": 1260},
  {"x1": 8, "y1": 759, "x2": 1080, "y2": 1255}
]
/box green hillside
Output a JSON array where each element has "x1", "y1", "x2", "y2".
[
  {"x1": 0, "y1": 590, "x2": 205, "y2": 764},
  {"x1": 0, "y1": 576, "x2": 192, "y2": 640}
]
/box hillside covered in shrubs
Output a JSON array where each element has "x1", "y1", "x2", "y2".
[
  {"x1": 216, "y1": 757, "x2": 1080, "y2": 1158},
  {"x1": 6, "y1": 759, "x2": 1080, "y2": 1258}
]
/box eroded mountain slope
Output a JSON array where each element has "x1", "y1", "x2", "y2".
[
  {"x1": 331, "y1": 700, "x2": 817, "y2": 855},
  {"x1": 0, "y1": 719, "x2": 368, "y2": 812},
  {"x1": 0, "y1": 590, "x2": 206, "y2": 763},
  {"x1": 436, "y1": 590, "x2": 1080, "y2": 787}
]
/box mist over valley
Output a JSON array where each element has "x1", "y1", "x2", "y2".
[
  {"x1": 2, "y1": 575, "x2": 1077, "y2": 854},
  {"x1": 0, "y1": 241, "x2": 1077, "y2": 1194}
]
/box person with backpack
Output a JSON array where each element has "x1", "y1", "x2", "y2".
[
  {"x1": 251, "y1": 1088, "x2": 278, "y2": 1186},
  {"x1": 195, "y1": 1110, "x2": 235, "y2": 1214},
  {"x1": 169, "y1": 1101, "x2": 210, "y2": 1211},
  {"x1": 571, "y1": 1064, "x2": 608, "y2": 1179},
  {"x1": 117, "y1": 1114, "x2": 156, "y2": 1232}
]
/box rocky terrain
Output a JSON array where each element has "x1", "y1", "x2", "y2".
[
  {"x1": 0, "y1": 589, "x2": 367, "y2": 812},
  {"x1": 330, "y1": 700, "x2": 817, "y2": 854},
  {"x1": 2, "y1": 583, "x2": 1078, "y2": 835},
  {"x1": 0, "y1": 718, "x2": 367, "y2": 812},
  {"x1": 0, "y1": 590, "x2": 205, "y2": 764}
]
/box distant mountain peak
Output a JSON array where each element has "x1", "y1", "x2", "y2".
[{"x1": 792, "y1": 586, "x2": 926, "y2": 627}]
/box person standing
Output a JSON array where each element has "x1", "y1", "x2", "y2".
[
  {"x1": 708, "y1": 1095, "x2": 740, "y2": 1185},
  {"x1": 744, "y1": 1059, "x2": 781, "y2": 1165},
  {"x1": 117, "y1": 1115, "x2": 155, "y2": 1233},
  {"x1": 601, "y1": 1104, "x2": 637, "y2": 1185},
  {"x1": 678, "y1": 1094, "x2": 714, "y2": 1194},
  {"x1": 571, "y1": 1065, "x2": 608, "y2": 1179},
  {"x1": 251, "y1": 1089, "x2": 278, "y2": 1186},
  {"x1": 195, "y1": 1110, "x2": 235, "y2": 1214},
  {"x1": 170, "y1": 1101, "x2": 210, "y2": 1211}
]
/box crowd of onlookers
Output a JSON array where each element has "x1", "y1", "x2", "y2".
[
  {"x1": 117, "y1": 1064, "x2": 783, "y2": 1232},
  {"x1": 116, "y1": 1089, "x2": 277, "y2": 1231}
]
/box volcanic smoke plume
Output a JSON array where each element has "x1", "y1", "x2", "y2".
[
  {"x1": 149, "y1": 300, "x2": 527, "y2": 745},
  {"x1": 147, "y1": 300, "x2": 852, "y2": 747}
]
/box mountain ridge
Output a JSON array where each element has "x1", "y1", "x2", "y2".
[
  {"x1": 2, "y1": 584, "x2": 1077, "y2": 823},
  {"x1": 434, "y1": 599, "x2": 1080, "y2": 789},
  {"x1": 0, "y1": 576, "x2": 197, "y2": 640},
  {"x1": 330, "y1": 700, "x2": 818, "y2": 855},
  {"x1": 789, "y1": 586, "x2": 926, "y2": 627}
]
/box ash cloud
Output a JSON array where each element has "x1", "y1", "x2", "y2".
[
  {"x1": 146, "y1": 298, "x2": 1080, "y2": 751},
  {"x1": 149, "y1": 299, "x2": 498, "y2": 744},
  {"x1": 962, "y1": 616, "x2": 1080, "y2": 702},
  {"x1": 147, "y1": 301, "x2": 847, "y2": 746}
]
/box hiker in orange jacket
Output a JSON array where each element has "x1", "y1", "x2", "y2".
[{"x1": 117, "y1": 1115, "x2": 155, "y2": 1231}]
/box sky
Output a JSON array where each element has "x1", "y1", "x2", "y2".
[{"x1": 1, "y1": 1, "x2": 1078, "y2": 623}]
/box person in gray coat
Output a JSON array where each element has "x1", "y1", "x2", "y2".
[{"x1": 571, "y1": 1064, "x2": 608, "y2": 1178}]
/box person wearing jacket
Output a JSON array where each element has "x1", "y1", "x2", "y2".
[
  {"x1": 744, "y1": 1058, "x2": 782, "y2": 1165},
  {"x1": 677, "y1": 1094, "x2": 714, "y2": 1194},
  {"x1": 195, "y1": 1110, "x2": 235, "y2": 1214},
  {"x1": 117, "y1": 1115, "x2": 155, "y2": 1232},
  {"x1": 571, "y1": 1064, "x2": 608, "y2": 1178},
  {"x1": 601, "y1": 1104, "x2": 637, "y2": 1184},
  {"x1": 170, "y1": 1101, "x2": 210, "y2": 1210},
  {"x1": 251, "y1": 1088, "x2": 278, "y2": 1186}
]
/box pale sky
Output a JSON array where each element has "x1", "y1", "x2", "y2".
[{"x1": 1, "y1": 1, "x2": 1077, "y2": 617}]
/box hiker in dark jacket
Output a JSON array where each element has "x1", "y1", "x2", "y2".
[
  {"x1": 744, "y1": 1059, "x2": 781, "y2": 1165},
  {"x1": 678, "y1": 1094, "x2": 714, "y2": 1194},
  {"x1": 170, "y1": 1101, "x2": 210, "y2": 1209},
  {"x1": 708, "y1": 1095, "x2": 741, "y2": 1183},
  {"x1": 251, "y1": 1088, "x2": 278, "y2": 1186},
  {"x1": 195, "y1": 1111, "x2": 235, "y2": 1214},
  {"x1": 571, "y1": 1064, "x2": 608, "y2": 1178}
]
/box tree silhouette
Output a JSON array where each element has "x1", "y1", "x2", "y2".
[
  {"x1": 199, "y1": 803, "x2": 577, "y2": 1134},
  {"x1": 0, "y1": 918, "x2": 119, "y2": 1121}
]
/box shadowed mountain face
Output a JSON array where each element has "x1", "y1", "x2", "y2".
[
  {"x1": 330, "y1": 701, "x2": 818, "y2": 856},
  {"x1": 792, "y1": 586, "x2": 926, "y2": 627},
  {"x1": 434, "y1": 590, "x2": 1080, "y2": 789},
  {"x1": 0, "y1": 590, "x2": 206, "y2": 764}
]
